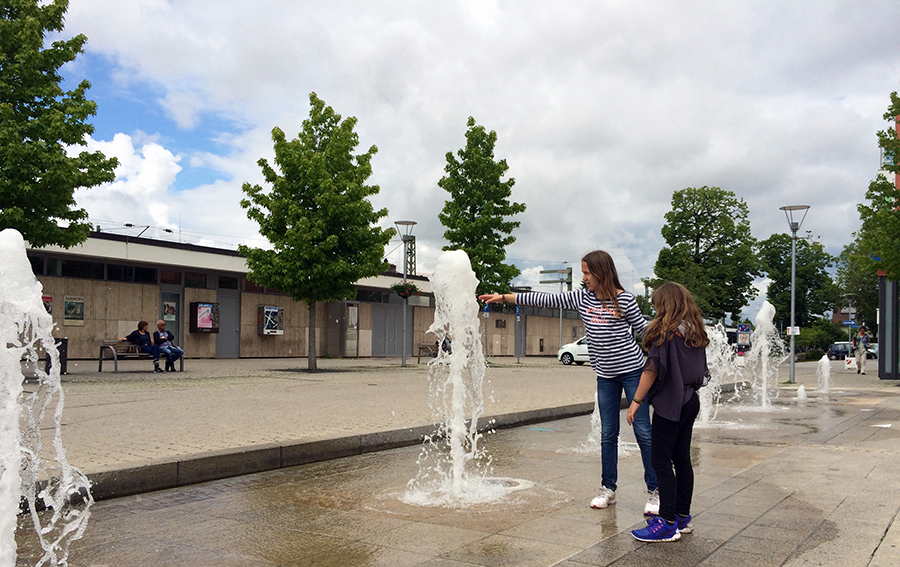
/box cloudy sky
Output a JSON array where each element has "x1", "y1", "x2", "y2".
[{"x1": 57, "y1": 0, "x2": 900, "y2": 316}]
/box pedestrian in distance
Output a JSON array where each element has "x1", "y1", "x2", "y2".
[
  {"x1": 627, "y1": 282, "x2": 709, "y2": 543},
  {"x1": 852, "y1": 326, "x2": 872, "y2": 375},
  {"x1": 479, "y1": 250, "x2": 659, "y2": 515},
  {"x1": 121, "y1": 320, "x2": 163, "y2": 373}
]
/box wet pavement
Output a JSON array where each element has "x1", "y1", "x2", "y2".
[{"x1": 14, "y1": 358, "x2": 900, "y2": 566}]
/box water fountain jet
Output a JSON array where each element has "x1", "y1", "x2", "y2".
[{"x1": 0, "y1": 229, "x2": 92, "y2": 566}]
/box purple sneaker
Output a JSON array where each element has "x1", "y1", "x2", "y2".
[
  {"x1": 676, "y1": 514, "x2": 693, "y2": 534},
  {"x1": 631, "y1": 516, "x2": 681, "y2": 542}
]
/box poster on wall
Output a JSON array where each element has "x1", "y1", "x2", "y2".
[
  {"x1": 189, "y1": 302, "x2": 219, "y2": 333},
  {"x1": 163, "y1": 301, "x2": 177, "y2": 322},
  {"x1": 197, "y1": 303, "x2": 213, "y2": 328},
  {"x1": 42, "y1": 295, "x2": 53, "y2": 315},
  {"x1": 63, "y1": 295, "x2": 84, "y2": 326},
  {"x1": 257, "y1": 305, "x2": 284, "y2": 335}
]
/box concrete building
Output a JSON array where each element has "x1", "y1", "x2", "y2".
[{"x1": 26, "y1": 232, "x2": 585, "y2": 362}]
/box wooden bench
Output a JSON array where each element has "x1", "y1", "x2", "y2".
[{"x1": 98, "y1": 340, "x2": 184, "y2": 372}]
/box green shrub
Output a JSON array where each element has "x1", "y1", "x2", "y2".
[{"x1": 803, "y1": 349, "x2": 825, "y2": 361}]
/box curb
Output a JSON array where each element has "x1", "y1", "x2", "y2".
[{"x1": 87, "y1": 402, "x2": 595, "y2": 501}]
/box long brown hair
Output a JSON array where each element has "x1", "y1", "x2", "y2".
[
  {"x1": 642, "y1": 282, "x2": 709, "y2": 349},
  {"x1": 582, "y1": 250, "x2": 625, "y2": 317}
]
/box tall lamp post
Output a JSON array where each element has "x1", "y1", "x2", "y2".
[
  {"x1": 395, "y1": 220, "x2": 417, "y2": 367},
  {"x1": 779, "y1": 205, "x2": 810, "y2": 384}
]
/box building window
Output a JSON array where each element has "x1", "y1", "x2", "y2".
[
  {"x1": 107, "y1": 264, "x2": 134, "y2": 282},
  {"x1": 28, "y1": 255, "x2": 43, "y2": 275},
  {"x1": 218, "y1": 276, "x2": 239, "y2": 290},
  {"x1": 134, "y1": 267, "x2": 157, "y2": 284},
  {"x1": 60, "y1": 259, "x2": 104, "y2": 280},
  {"x1": 160, "y1": 270, "x2": 182, "y2": 285},
  {"x1": 355, "y1": 289, "x2": 389, "y2": 303},
  {"x1": 243, "y1": 278, "x2": 264, "y2": 293},
  {"x1": 184, "y1": 272, "x2": 207, "y2": 288}
]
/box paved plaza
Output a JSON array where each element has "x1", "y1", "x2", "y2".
[{"x1": 13, "y1": 357, "x2": 900, "y2": 566}]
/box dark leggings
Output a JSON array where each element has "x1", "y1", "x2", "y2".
[{"x1": 651, "y1": 391, "x2": 700, "y2": 523}]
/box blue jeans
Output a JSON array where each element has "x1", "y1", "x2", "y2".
[
  {"x1": 159, "y1": 346, "x2": 184, "y2": 365},
  {"x1": 596, "y1": 368, "x2": 657, "y2": 492}
]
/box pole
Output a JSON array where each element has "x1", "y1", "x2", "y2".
[
  {"x1": 789, "y1": 224, "x2": 797, "y2": 384},
  {"x1": 401, "y1": 235, "x2": 409, "y2": 368},
  {"x1": 558, "y1": 280, "x2": 563, "y2": 350}
]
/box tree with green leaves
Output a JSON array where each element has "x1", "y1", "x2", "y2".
[
  {"x1": 758, "y1": 233, "x2": 838, "y2": 329},
  {"x1": 836, "y1": 235, "x2": 879, "y2": 328},
  {"x1": 239, "y1": 93, "x2": 392, "y2": 371},
  {"x1": 0, "y1": 0, "x2": 117, "y2": 248},
  {"x1": 857, "y1": 91, "x2": 900, "y2": 279},
  {"x1": 438, "y1": 117, "x2": 525, "y2": 296},
  {"x1": 646, "y1": 186, "x2": 760, "y2": 321}
]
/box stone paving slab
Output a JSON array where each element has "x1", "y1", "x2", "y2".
[{"x1": 14, "y1": 362, "x2": 900, "y2": 566}]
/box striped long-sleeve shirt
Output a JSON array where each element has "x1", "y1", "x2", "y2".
[{"x1": 516, "y1": 289, "x2": 647, "y2": 379}]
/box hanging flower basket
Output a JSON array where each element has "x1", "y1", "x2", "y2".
[{"x1": 390, "y1": 281, "x2": 421, "y2": 298}]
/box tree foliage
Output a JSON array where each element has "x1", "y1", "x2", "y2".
[
  {"x1": 438, "y1": 117, "x2": 525, "y2": 296},
  {"x1": 647, "y1": 186, "x2": 760, "y2": 321},
  {"x1": 758, "y1": 233, "x2": 838, "y2": 329},
  {"x1": 857, "y1": 91, "x2": 900, "y2": 279},
  {"x1": 835, "y1": 236, "x2": 879, "y2": 328},
  {"x1": 239, "y1": 93, "x2": 392, "y2": 370},
  {"x1": 0, "y1": 0, "x2": 117, "y2": 248}
]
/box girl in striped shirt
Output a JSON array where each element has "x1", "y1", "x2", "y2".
[{"x1": 480, "y1": 250, "x2": 659, "y2": 514}]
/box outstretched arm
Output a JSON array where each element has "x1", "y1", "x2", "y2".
[{"x1": 478, "y1": 293, "x2": 517, "y2": 304}]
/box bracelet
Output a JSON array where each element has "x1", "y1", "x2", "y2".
[
  {"x1": 633, "y1": 397, "x2": 643, "y2": 405},
  {"x1": 501, "y1": 294, "x2": 506, "y2": 303}
]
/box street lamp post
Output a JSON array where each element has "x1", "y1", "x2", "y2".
[
  {"x1": 395, "y1": 220, "x2": 417, "y2": 367},
  {"x1": 779, "y1": 205, "x2": 810, "y2": 385}
]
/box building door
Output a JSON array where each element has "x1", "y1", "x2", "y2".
[
  {"x1": 216, "y1": 292, "x2": 240, "y2": 358},
  {"x1": 345, "y1": 303, "x2": 359, "y2": 358},
  {"x1": 159, "y1": 290, "x2": 182, "y2": 343},
  {"x1": 371, "y1": 303, "x2": 409, "y2": 357}
]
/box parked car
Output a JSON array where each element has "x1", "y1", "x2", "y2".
[
  {"x1": 558, "y1": 337, "x2": 589, "y2": 365},
  {"x1": 868, "y1": 343, "x2": 878, "y2": 359},
  {"x1": 827, "y1": 342, "x2": 852, "y2": 360}
]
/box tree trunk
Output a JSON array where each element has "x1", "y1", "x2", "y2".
[{"x1": 308, "y1": 301, "x2": 318, "y2": 372}]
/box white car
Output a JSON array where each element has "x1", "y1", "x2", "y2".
[{"x1": 558, "y1": 336, "x2": 589, "y2": 365}]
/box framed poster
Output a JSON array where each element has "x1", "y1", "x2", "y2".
[
  {"x1": 42, "y1": 295, "x2": 53, "y2": 315},
  {"x1": 189, "y1": 302, "x2": 219, "y2": 333},
  {"x1": 63, "y1": 295, "x2": 84, "y2": 326},
  {"x1": 257, "y1": 305, "x2": 284, "y2": 335},
  {"x1": 163, "y1": 300, "x2": 177, "y2": 322}
]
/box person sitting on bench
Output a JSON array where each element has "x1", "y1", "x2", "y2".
[
  {"x1": 121, "y1": 320, "x2": 163, "y2": 372},
  {"x1": 153, "y1": 320, "x2": 184, "y2": 372}
]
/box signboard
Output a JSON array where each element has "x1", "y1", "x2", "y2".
[
  {"x1": 842, "y1": 321, "x2": 858, "y2": 327},
  {"x1": 257, "y1": 305, "x2": 284, "y2": 335},
  {"x1": 786, "y1": 326, "x2": 800, "y2": 335},
  {"x1": 737, "y1": 333, "x2": 751, "y2": 346},
  {"x1": 63, "y1": 295, "x2": 84, "y2": 326},
  {"x1": 737, "y1": 324, "x2": 750, "y2": 333}
]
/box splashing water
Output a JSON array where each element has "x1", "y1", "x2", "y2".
[
  {"x1": 817, "y1": 355, "x2": 831, "y2": 394},
  {"x1": 740, "y1": 301, "x2": 788, "y2": 409},
  {"x1": 796, "y1": 385, "x2": 807, "y2": 401},
  {"x1": 403, "y1": 250, "x2": 519, "y2": 507},
  {"x1": 0, "y1": 229, "x2": 92, "y2": 566},
  {"x1": 699, "y1": 323, "x2": 731, "y2": 425}
]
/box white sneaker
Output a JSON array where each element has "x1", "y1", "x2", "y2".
[
  {"x1": 590, "y1": 487, "x2": 616, "y2": 509},
  {"x1": 644, "y1": 489, "x2": 660, "y2": 515}
]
